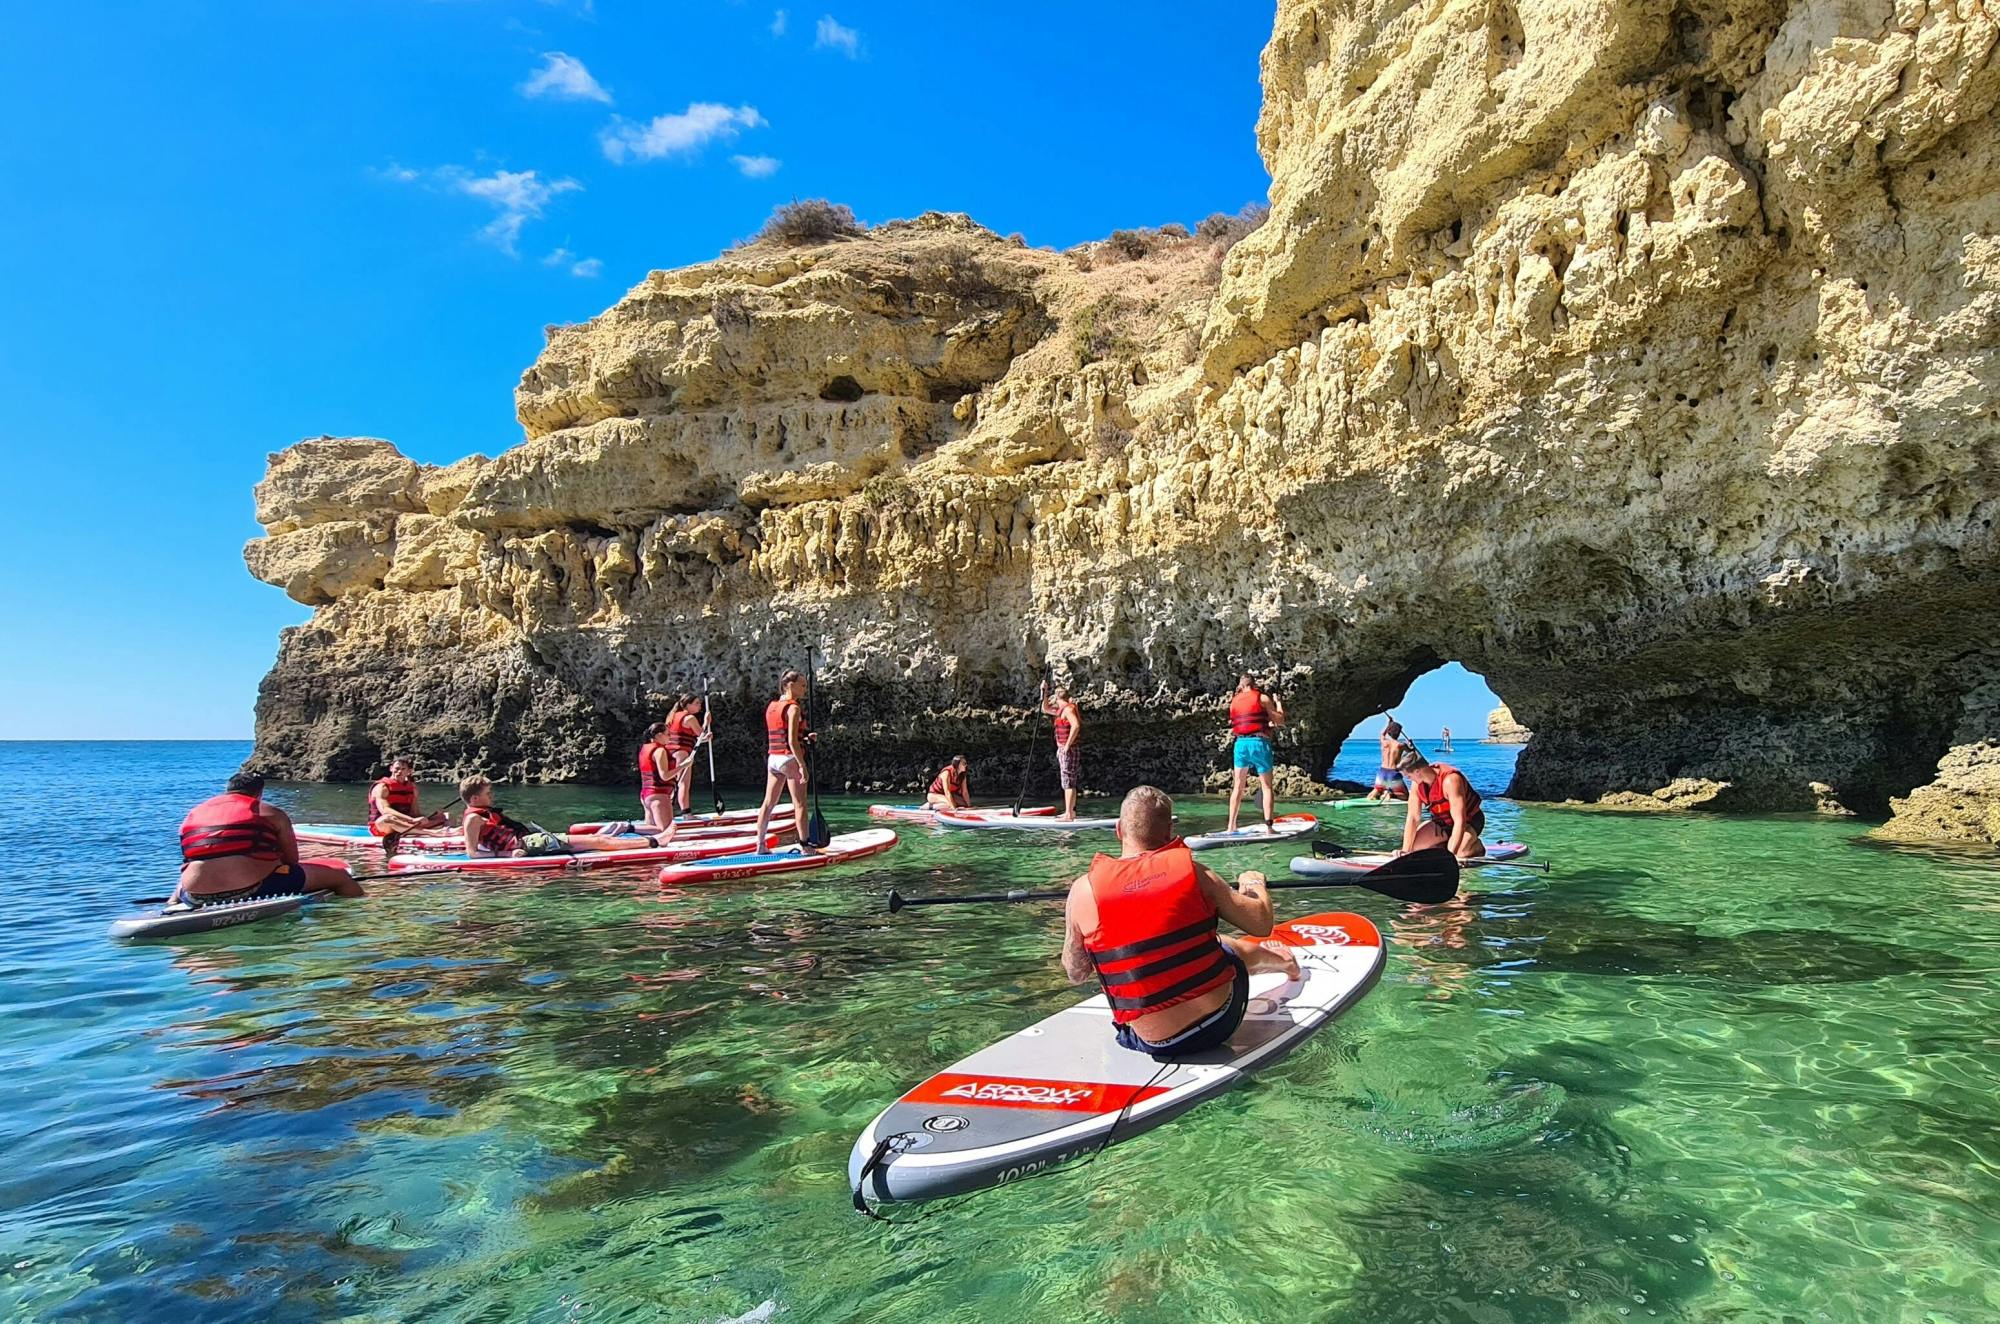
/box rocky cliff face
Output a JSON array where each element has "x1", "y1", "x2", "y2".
[
  {"x1": 1487, "y1": 705, "x2": 1532, "y2": 745},
  {"x1": 248, "y1": 2, "x2": 2000, "y2": 843}
]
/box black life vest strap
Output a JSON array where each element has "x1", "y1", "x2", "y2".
[
  {"x1": 1088, "y1": 915, "x2": 1217, "y2": 965},
  {"x1": 1099, "y1": 949, "x2": 1236, "y2": 1011}
]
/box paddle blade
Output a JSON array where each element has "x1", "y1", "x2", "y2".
[
  {"x1": 1311, "y1": 839, "x2": 1348, "y2": 858},
  {"x1": 807, "y1": 805, "x2": 832, "y2": 848},
  {"x1": 887, "y1": 889, "x2": 907, "y2": 913},
  {"x1": 1353, "y1": 847, "x2": 1461, "y2": 904}
]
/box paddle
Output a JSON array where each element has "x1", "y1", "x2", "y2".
[
  {"x1": 1013, "y1": 669, "x2": 1046, "y2": 817},
  {"x1": 887, "y1": 847, "x2": 1463, "y2": 911},
  {"x1": 703, "y1": 676, "x2": 725, "y2": 816},
  {"x1": 803, "y1": 648, "x2": 832, "y2": 848}
]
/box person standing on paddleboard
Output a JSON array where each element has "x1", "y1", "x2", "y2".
[
  {"x1": 177, "y1": 772, "x2": 361, "y2": 905},
  {"x1": 925, "y1": 755, "x2": 972, "y2": 811},
  {"x1": 755, "y1": 670, "x2": 823, "y2": 855},
  {"x1": 1224, "y1": 674, "x2": 1286, "y2": 833},
  {"x1": 1041, "y1": 681, "x2": 1083, "y2": 820},
  {"x1": 665, "y1": 692, "x2": 707, "y2": 817},
  {"x1": 1395, "y1": 750, "x2": 1488, "y2": 861},
  {"x1": 1060, "y1": 786, "x2": 1301, "y2": 1059},
  {"x1": 1365, "y1": 717, "x2": 1415, "y2": 801},
  {"x1": 366, "y1": 757, "x2": 449, "y2": 857}
]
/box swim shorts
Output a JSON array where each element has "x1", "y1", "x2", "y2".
[
  {"x1": 767, "y1": 754, "x2": 805, "y2": 784},
  {"x1": 1115, "y1": 948, "x2": 1250, "y2": 1060},
  {"x1": 1055, "y1": 744, "x2": 1081, "y2": 791},
  {"x1": 1233, "y1": 735, "x2": 1274, "y2": 775},
  {"x1": 190, "y1": 862, "x2": 309, "y2": 906},
  {"x1": 1373, "y1": 767, "x2": 1406, "y2": 789}
]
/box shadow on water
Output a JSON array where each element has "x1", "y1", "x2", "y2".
[{"x1": 1395, "y1": 868, "x2": 1965, "y2": 987}]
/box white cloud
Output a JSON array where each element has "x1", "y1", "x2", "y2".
[
  {"x1": 543, "y1": 248, "x2": 602, "y2": 278},
  {"x1": 419, "y1": 167, "x2": 580, "y2": 254},
  {"x1": 519, "y1": 51, "x2": 612, "y2": 103},
  {"x1": 376, "y1": 163, "x2": 421, "y2": 184},
  {"x1": 600, "y1": 103, "x2": 767, "y2": 163},
  {"x1": 771, "y1": 9, "x2": 788, "y2": 36},
  {"x1": 732, "y1": 154, "x2": 781, "y2": 178},
  {"x1": 815, "y1": 15, "x2": 860, "y2": 56}
]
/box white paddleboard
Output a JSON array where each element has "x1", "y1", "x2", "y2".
[
  {"x1": 933, "y1": 811, "x2": 1121, "y2": 832},
  {"x1": 869, "y1": 805, "x2": 1060, "y2": 824},
  {"x1": 108, "y1": 893, "x2": 307, "y2": 942},
  {"x1": 1184, "y1": 813, "x2": 1319, "y2": 851},
  {"x1": 1290, "y1": 841, "x2": 1531, "y2": 875},
  {"x1": 849, "y1": 911, "x2": 1385, "y2": 1205}
]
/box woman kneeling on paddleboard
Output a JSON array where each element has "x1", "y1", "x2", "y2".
[
  {"x1": 924, "y1": 755, "x2": 971, "y2": 811},
  {"x1": 1396, "y1": 750, "x2": 1487, "y2": 861},
  {"x1": 178, "y1": 772, "x2": 361, "y2": 905},
  {"x1": 1060, "y1": 787, "x2": 1301, "y2": 1060}
]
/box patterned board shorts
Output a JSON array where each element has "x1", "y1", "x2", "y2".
[{"x1": 1056, "y1": 744, "x2": 1081, "y2": 791}]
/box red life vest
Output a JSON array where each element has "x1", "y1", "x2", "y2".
[
  {"x1": 1082, "y1": 842, "x2": 1233, "y2": 1026},
  {"x1": 928, "y1": 765, "x2": 964, "y2": 797},
  {"x1": 667, "y1": 711, "x2": 699, "y2": 758},
  {"x1": 1420, "y1": 764, "x2": 1481, "y2": 828},
  {"x1": 180, "y1": 793, "x2": 281, "y2": 864},
  {"x1": 639, "y1": 742, "x2": 668, "y2": 799},
  {"x1": 1229, "y1": 688, "x2": 1270, "y2": 736},
  {"x1": 368, "y1": 777, "x2": 417, "y2": 827},
  {"x1": 469, "y1": 806, "x2": 520, "y2": 855},
  {"x1": 766, "y1": 698, "x2": 802, "y2": 755},
  {"x1": 1053, "y1": 704, "x2": 1075, "y2": 747}
]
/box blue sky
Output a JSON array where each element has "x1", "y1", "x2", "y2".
[{"x1": 0, "y1": 0, "x2": 1492, "y2": 739}]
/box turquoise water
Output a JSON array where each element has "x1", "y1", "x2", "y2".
[{"x1": 4, "y1": 740, "x2": 1998, "y2": 1321}]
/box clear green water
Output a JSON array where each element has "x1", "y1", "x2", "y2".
[{"x1": 4, "y1": 742, "x2": 1998, "y2": 1322}]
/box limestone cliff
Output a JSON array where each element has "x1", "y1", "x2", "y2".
[
  {"x1": 248, "y1": 2, "x2": 2000, "y2": 844},
  {"x1": 1487, "y1": 705, "x2": 1532, "y2": 745}
]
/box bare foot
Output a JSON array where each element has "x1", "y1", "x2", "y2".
[{"x1": 1260, "y1": 941, "x2": 1302, "y2": 980}]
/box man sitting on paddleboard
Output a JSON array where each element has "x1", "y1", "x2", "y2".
[
  {"x1": 1041, "y1": 681, "x2": 1083, "y2": 821},
  {"x1": 1365, "y1": 717, "x2": 1415, "y2": 801},
  {"x1": 1224, "y1": 674, "x2": 1286, "y2": 833},
  {"x1": 177, "y1": 772, "x2": 361, "y2": 905},
  {"x1": 925, "y1": 755, "x2": 971, "y2": 811},
  {"x1": 1060, "y1": 786, "x2": 1300, "y2": 1060},
  {"x1": 367, "y1": 757, "x2": 449, "y2": 856},
  {"x1": 459, "y1": 777, "x2": 668, "y2": 857},
  {"x1": 754, "y1": 671, "x2": 823, "y2": 855},
  {"x1": 1395, "y1": 751, "x2": 1487, "y2": 861}
]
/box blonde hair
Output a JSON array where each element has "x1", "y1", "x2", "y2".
[
  {"x1": 458, "y1": 775, "x2": 493, "y2": 800},
  {"x1": 1119, "y1": 785, "x2": 1175, "y2": 850}
]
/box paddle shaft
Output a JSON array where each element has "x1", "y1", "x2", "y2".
[
  {"x1": 803, "y1": 649, "x2": 831, "y2": 847},
  {"x1": 1013, "y1": 669, "x2": 1045, "y2": 815},
  {"x1": 888, "y1": 871, "x2": 1457, "y2": 912},
  {"x1": 703, "y1": 677, "x2": 725, "y2": 815}
]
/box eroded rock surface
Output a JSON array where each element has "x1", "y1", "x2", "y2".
[
  {"x1": 1487, "y1": 704, "x2": 1532, "y2": 744},
  {"x1": 247, "y1": 3, "x2": 2000, "y2": 843}
]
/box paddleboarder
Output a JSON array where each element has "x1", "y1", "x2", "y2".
[
  {"x1": 755, "y1": 670, "x2": 823, "y2": 855},
  {"x1": 1224, "y1": 674, "x2": 1286, "y2": 833},
  {"x1": 1041, "y1": 681, "x2": 1083, "y2": 820},
  {"x1": 1365, "y1": 717, "x2": 1415, "y2": 801},
  {"x1": 665, "y1": 692, "x2": 708, "y2": 816},
  {"x1": 366, "y1": 756, "x2": 449, "y2": 856},
  {"x1": 1395, "y1": 750, "x2": 1488, "y2": 861},
  {"x1": 1058, "y1": 786, "x2": 1300, "y2": 1060},
  {"x1": 459, "y1": 777, "x2": 667, "y2": 857},
  {"x1": 634, "y1": 720, "x2": 680, "y2": 834},
  {"x1": 925, "y1": 755, "x2": 972, "y2": 811},
  {"x1": 177, "y1": 772, "x2": 362, "y2": 905},
  {"x1": 1439, "y1": 725, "x2": 1454, "y2": 753}
]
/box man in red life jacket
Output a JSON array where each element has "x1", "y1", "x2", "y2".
[
  {"x1": 366, "y1": 757, "x2": 449, "y2": 856},
  {"x1": 458, "y1": 777, "x2": 668, "y2": 857},
  {"x1": 1224, "y1": 674, "x2": 1287, "y2": 833},
  {"x1": 664, "y1": 692, "x2": 708, "y2": 816},
  {"x1": 1396, "y1": 749, "x2": 1488, "y2": 860},
  {"x1": 1060, "y1": 786, "x2": 1301, "y2": 1059},
  {"x1": 753, "y1": 670, "x2": 822, "y2": 855},
  {"x1": 176, "y1": 772, "x2": 361, "y2": 905},
  {"x1": 1041, "y1": 681, "x2": 1083, "y2": 820},
  {"x1": 636, "y1": 721, "x2": 679, "y2": 833},
  {"x1": 925, "y1": 755, "x2": 971, "y2": 811}
]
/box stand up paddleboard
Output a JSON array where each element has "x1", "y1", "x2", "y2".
[
  {"x1": 849, "y1": 911, "x2": 1385, "y2": 1207},
  {"x1": 869, "y1": 805, "x2": 1060, "y2": 824},
  {"x1": 657, "y1": 828, "x2": 898, "y2": 885},
  {"x1": 1320, "y1": 797, "x2": 1404, "y2": 809},
  {"x1": 933, "y1": 812, "x2": 1121, "y2": 832},
  {"x1": 389, "y1": 830, "x2": 788, "y2": 873},
  {"x1": 570, "y1": 807, "x2": 764, "y2": 833},
  {"x1": 1291, "y1": 841, "x2": 1532, "y2": 875},
  {"x1": 1184, "y1": 814, "x2": 1319, "y2": 851},
  {"x1": 294, "y1": 823, "x2": 461, "y2": 851},
  {"x1": 108, "y1": 893, "x2": 308, "y2": 942}
]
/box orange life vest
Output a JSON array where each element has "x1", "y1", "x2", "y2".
[
  {"x1": 766, "y1": 698, "x2": 802, "y2": 755},
  {"x1": 1420, "y1": 763, "x2": 1481, "y2": 828},
  {"x1": 1083, "y1": 842, "x2": 1233, "y2": 1025},
  {"x1": 639, "y1": 741, "x2": 668, "y2": 799},
  {"x1": 180, "y1": 793, "x2": 281, "y2": 863},
  {"x1": 667, "y1": 711, "x2": 699, "y2": 758},
  {"x1": 1229, "y1": 688, "x2": 1270, "y2": 736},
  {"x1": 928, "y1": 764, "x2": 965, "y2": 797},
  {"x1": 368, "y1": 777, "x2": 417, "y2": 828},
  {"x1": 469, "y1": 806, "x2": 520, "y2": 855},
  {"x1": 1053, "y1": 704, "x2": 1075, "y2": 746}
]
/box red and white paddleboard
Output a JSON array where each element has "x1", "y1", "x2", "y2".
[
  {"x1": 657, "y1": 828, "x2": 898, "y2": 886},
  {"x1": 848, "y1": 911, "x2": 1385, "y2": 1205},
  {"x1": 868, "y1": 804, "x2": 1060, "y2": 824},
  {"x1": 933, "y1": 810, "x2": 1121, "y2": 832},
  {"x1": 569, "y1": 806, "x2": 764, "y2": 833},
  {"x1": 293, "y1": 823, "x2": 462, "y2": 851},
  {"x1": 387, "y1": 830, "x2": 789, "y2": 873},
  {"x1": 1184, "y1": 813, "x2": 1320, "y2": 851}
]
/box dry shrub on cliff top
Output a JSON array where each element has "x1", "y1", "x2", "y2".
[
  {"x1": 752, "y1": 199, "x2": 866, "y2": 247},
  {"x1": 1196, "y1": 203, "x2": 1269, "y2": 249}
]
